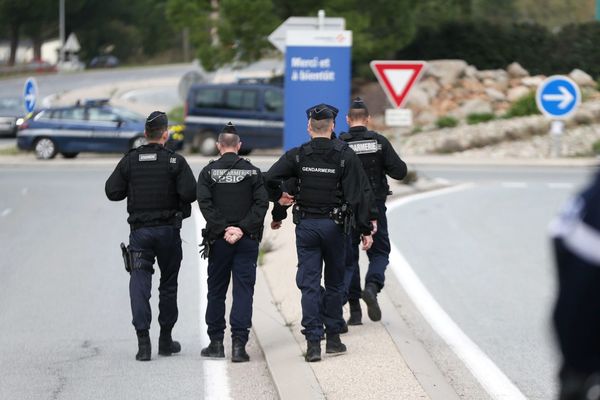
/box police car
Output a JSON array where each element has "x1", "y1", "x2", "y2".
[
  {"x1": 184, "y1": 83, "x2": 283, "y2": 155},
  {"x1": 17, "y1": 100, "x2": 183, "y2": 159}
]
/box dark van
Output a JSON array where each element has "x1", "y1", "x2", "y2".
[{"x1": 184, "y1": 83, "x2": 283, "y2": 155}]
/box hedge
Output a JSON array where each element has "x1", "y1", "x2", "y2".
[{"x1": 398, "y1": 21, "x2": 600, "y2": 78}]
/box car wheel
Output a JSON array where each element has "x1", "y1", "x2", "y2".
[
  {"x1": 34, "y1": 137, "x2": 58, "y2": 160},
  {"x1": 131, "y1": 136, "x2": 147, "y2": 149},
  {"x1": 61, "y1": 152, "x2": 79, "y2": 159},
  {"x1": 193, "y1": 132, "x2": 218, "y2": 156}
]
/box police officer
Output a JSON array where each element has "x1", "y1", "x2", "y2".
[
  {"x1": 265, "y1": 105, "x2": 374, "y2": 362},
  {"x1": 551, "y1": 170, "x2": 600, "y2": 400},
  {"x1": 105, "y1": 111, "x2": 197, "y2": 361},
  {"x1": 339, "y1": 97, "x2": 407, "y2": 325},
  {"x1": 197, "y1": 122, "x2": 268, "y2": 363}
]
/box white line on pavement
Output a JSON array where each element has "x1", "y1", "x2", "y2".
[
  {"x1": 386, "y1": 184, "x2": 527, "y2": 400},
  {"x1": 501, "y1": 182, "x2": 528, "y2": 189},
  {"x1": 193, "y1": 206, "x2": 231, "y2": 400},
  {"x1": 547, "y1": 183, "x2": 574, "y2": 190},
  {"x1": 1, "y1": 208, "x2": 12, "y2": 217}
]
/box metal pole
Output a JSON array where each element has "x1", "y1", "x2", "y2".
[
  {"x1": 597, "y1": 0, "x2": 600, "y2": 21},
  {"x1": 59, "y1": 0, "x2": 65, "y2": 63},
  {"x1": 318, "y1": 9, "x2": 325, "y2": 30},
  {"x1": 182, "y1": 28, "x2": 190, "y2": 62}
]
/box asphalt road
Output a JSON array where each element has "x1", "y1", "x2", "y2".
[
  {"x1": 0, "y1": 64, "x2": 196, "y2": 101},
  {"x1": 388, "y1": 165, "x2": 598, "y2": 400},
  {"x1": 0, "y1": 163, "x2": 276, "y2": 400}
]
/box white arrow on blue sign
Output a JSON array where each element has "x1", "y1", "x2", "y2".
[
  {"x1": 536, "y1": 75, "x2": 581, "y2": 119},
  {"x1": 23, "y1": 77, "x2": 38, "y2": 114}
]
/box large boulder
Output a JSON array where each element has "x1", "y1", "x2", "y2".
[
  {"x1": 426, "y1": 60, "x2": 468, "y2": 86},
  {"x1": 485, "y1": 88, "x2": 506, "y2": 102},
  {"x1": 569, "y1": 69, "x2": 595, "y2": 87},
  {"x1": 405, "y1": 86, "x2": 430, "y2": 109},
  {"x1": 507, "y1": 86, "x2": 531, "y2": 102},
  {"x1": 418, "y1": 78, "x2": 441, "y2": 98},
  {"x1": 507, "y1": 62, "x2": 530, "y2": 78},
  {"x1": 453, "y1": 98, "x2": 493, "y2": 118},
  {"x1": 521, "y1": 76, "x2": 545, "y2": 88}
]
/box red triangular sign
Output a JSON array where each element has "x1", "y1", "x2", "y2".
[{"x1": 370, "y1": 61, "x2": 427, "y2": 108}]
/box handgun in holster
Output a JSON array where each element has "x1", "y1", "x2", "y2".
[
  {"x1": 120, "y1": 242, "x2": 132, "y2": 273},
  {"x1": 292, "y1": 204, "x2": 301, "y2": 225}
]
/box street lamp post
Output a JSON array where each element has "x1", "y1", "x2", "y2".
[{"x1": 59, "y1": 0, "x2": 65, "y2": 63}]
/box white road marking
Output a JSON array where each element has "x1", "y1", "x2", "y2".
[
  {"x1": 1, "y1": 208, "x2": 12, "y2": 217},
  {"x1": 547, "y1": 182, "x2": 574, "y2": 190},
  {"x1": 501, "y1": 182, "x2": 527, "y2": 189},
  {"x1": 387, "y1": 185, "x2": 527, "y2": 400},
  {"x1": 21, "y1": 188, "x2": 28, "y2": 196},
  {"x1": 193, "y1": 206, "x2": 231, "y2": 400}
]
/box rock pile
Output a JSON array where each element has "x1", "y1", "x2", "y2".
[
  {"x1": 358, "y1": 60, "x2": 598, "y2": 129},
  {"x1": 397, "y1": 101, "x2": 600, "y2": 157}
]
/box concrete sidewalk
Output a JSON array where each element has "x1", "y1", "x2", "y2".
[{"x1": 251, "y1": 180, "x2": 459, "y2": 400}]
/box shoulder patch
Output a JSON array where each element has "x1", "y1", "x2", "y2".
[
  {"x1": 347, "y1": 139, "x2": 381, "y2": 154},
  {"x1": 139, "y1": 153, "x2": 157, "y2": 162}
]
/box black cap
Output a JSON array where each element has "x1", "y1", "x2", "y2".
[
  {"x1": 306, "y1": 103, "x2": 339, "y2": 121},
  {"x1": 221, "y1": 121, "x2": 237, "y2": 134},
  {"x1": 350, "y1": 97, "x2": 368, "y2": 111},
  {"x1": 145, "y1": 111, "x2": 168, "y2": 130}
]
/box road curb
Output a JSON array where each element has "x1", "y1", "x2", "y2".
[{"x1": 253, "y1": 267, "x2": 325, "y2": 400}]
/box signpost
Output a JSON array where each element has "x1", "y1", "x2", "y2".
[
  {"x1": 370, "y1": 60, "x2": 427, "y2": 127},
  {"x1": 23, "y1": 77, "x2": 38, "y2": 115},
  {"x1": 269, "y1": 10, "x2": 352, "y2": 150},
  {"x1": 283, "y1": 30, "x2": 352, "y2": 149},
  {"x1": 536, "y1": 75, "x2": 581, "y2": 157}
]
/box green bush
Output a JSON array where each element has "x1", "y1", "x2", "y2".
[
  {"x1": 168, "y1": 105, "x2": 184, "y2": 124},
  {"x1": 467, "y1": 113, "x2": 495, "y2": 125},
  {"x1": 398, "y1": 21, "x2": 600, "y2": 78},
  {"x1": 436, "y1": 116, "x2": 459, "y2": 129},
  {"x1": 593, "y1": 140, "x2": 600, "y2": 155},
  {"x1": 505, "y1": 92, "x2": 540, "y2": 118}
]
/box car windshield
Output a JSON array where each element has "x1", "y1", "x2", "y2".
[
  {"x1": 0, "y1": 97, "x2": 23, "y2": 114},
  {"x1": 111, "y1": 107, "x2": 144, "y2": 122}
]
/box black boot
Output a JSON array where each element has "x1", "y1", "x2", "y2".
[
  {"x1": 158, "y1": 328, "x2": 181, "y2": 356},
  {"x1": 326, "y1": 334, "x2": 347, "y2": 354},
  {"x1": 340, "y1": 320, "x2": 349, "y2": 334},
  {"x1": 347, "y1": 299, "x2": 363, "y2": 326},
  {"x1": 305, "y1": 340, "x2": 321, "y2": 362},
  {"x1": 201, "y1": 340, "x2": 225, "y2": 358},
  {"x1": 362, "y1": 283, "x2": 382, "y2": 322},
  {"x1": 136, "y1": 330, "x2": 151, "y2": 361},
  {"x1": 231, "y1": 338, "x2": 250, "y2": 363}
]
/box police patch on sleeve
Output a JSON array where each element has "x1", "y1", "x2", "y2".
[
  {"x1": 139, "y1": 153, "x2": 157, "y2": 162},
  {"x1": 210, "y1": 169, "x2": 257, "y2": 183},
  {"x1": 348, "y1": 140, "x2": 381, "y2": 154}
]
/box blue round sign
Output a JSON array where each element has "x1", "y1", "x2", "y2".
[
  {"x1": 23, "y1": 77, "x2": 38, "y2": 114},
  {"x1": 536, "y1": 75, "x2": 581, "y2": 119}
]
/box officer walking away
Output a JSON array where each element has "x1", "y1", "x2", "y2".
[
  {"x1": 340, "y1": 97, "x2": 407, "y2": 325},
  {"x1": 197, "y1": 122, "x2": 268, "y2": 363},
  {"x1": 105, "y1": 111, "x2": 197, "y2": 361},
  {"x1": 265, "y1": 105, "x2": 374, "y2": 362},
  {"x1": 551, "y1": 170, "x2": 600, "y2": 400}
]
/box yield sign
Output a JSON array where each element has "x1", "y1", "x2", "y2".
[{"x1": 370, "y1": 61, "x2": 427, "y2": 108}]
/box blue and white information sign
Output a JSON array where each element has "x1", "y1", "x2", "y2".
[
  {"x1": 23, "y1": 77, "x2": 38, "y2": 114},
  {"x1": 536, "y1": 75, "x2": 581, "y2": 119},
  {"x1": 284, "y1": 30, "x2": 352, "y2": 150}
]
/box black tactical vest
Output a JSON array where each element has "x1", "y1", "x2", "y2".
[
  {"x1": 295, "y1": 141, "x2": 345, "y2": 213},
  {"x1": 127, "y1": 145, "x2": 178, "y2": 214},
  {"x1": 209, "y1": 158, "x2": 255, "y2": 224},
  {"x1": 341, "y1": 130, "x2": 385, "y2": 195}
]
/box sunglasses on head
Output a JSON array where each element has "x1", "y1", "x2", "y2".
[{"x1": 146, "y1": 112, "x2": 166, "y2": 123}]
